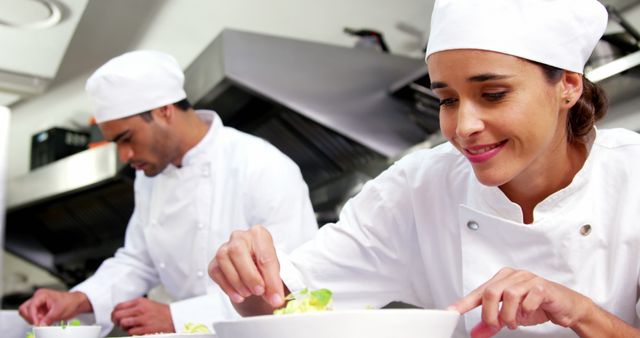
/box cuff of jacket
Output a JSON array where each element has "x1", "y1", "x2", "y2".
[
  {"x1": 276, "y1": 247, "x2": 307, "y2": 294},
  {"x1": 70, "y1": 283, "x2": 114, "y2": 337}
]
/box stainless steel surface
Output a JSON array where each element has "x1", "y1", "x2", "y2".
[
  {"x1": 185, "y1": 29, "x2": 427, "y2": 159},
  {"x1": 587, "y1": 49, "x2": 640, "y2": 82},
  {"x1": 4, "y1": 143, "x2": 134, "y2": 286},
  {"x1": 7, "y1": 143, "x2": 120, "y2": 210},
  {"x1": 1, "y1": 107, "x2": 10, "y2": 298}
]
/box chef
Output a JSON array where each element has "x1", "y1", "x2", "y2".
[
  {"x1": 207, "y1": 0, "x2": 640, "y2": 337},
  {"x1": 19, "y1": 50, "x2": 318, "y2": 336}
]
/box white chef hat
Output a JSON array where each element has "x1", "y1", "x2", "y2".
[
  {"x1": 425, "y1": 0, "x2": 608, "y2": 74},
  {"x1": 86, "y1": 50, "x2": 187, "y2": 123}
]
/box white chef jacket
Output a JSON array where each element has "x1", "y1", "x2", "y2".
[
  {"x1": 279, "y1": 128, "x2": 640, "y2": 337},
  {"x1": 73, "y1": 110, "x2": 317, "y2": 336}
]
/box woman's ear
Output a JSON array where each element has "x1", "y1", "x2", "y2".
[{"x1": 561, "y1": 71, "x2": 583, "y2": 106}]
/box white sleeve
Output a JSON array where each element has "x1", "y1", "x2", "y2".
[
  {"x1": 169, "y1": 289, "x2": 240, "y2": 334},
  {"x1": 246, "y1": 146, "x2": 317, "y2": 253},
  {"x1": 71, "y1": 207, "x2": 160, "y2": 336},
  {"x1": 279, "y1": 163, "x2": 417, "y2": 310}
]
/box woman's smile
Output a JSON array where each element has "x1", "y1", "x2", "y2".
[{"x1": 463, "y1": 140, "x2": 508, "y2": 163}]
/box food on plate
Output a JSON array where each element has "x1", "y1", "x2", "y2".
[
  {"x1": 182, "y1": 322, "x2": 211, "y2": 333},
  {"x1": 273, "y1": 288, "x2": 333, "y2": 315},
  {"x1": 25, "y1": 319, "x2": 82, "y2": 338}
]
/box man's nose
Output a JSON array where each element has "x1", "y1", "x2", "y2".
[{"x1": 117, "y1": 145, "x2": 133, "y2": 163}]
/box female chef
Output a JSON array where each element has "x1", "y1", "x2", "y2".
[{"x1": 208, "y1": 0, "x2": 640, "y2": 337}]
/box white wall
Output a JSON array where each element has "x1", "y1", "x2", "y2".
[
  {"x1": 7, "y1": 0, "x2": 432, "y2": 179},
  {"x1": 0, "y1": 107, "x2": 9, "y2": 296}
]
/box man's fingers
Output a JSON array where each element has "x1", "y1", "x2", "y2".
[
  {"x1": 112, "y1": 307, "x2": 141, "y2": 326},
  {"x1": 19, "y1": 300, "x2": 33, "y2": 323},
  {"x1": 120, "y1": 315, "x2": 142, "y2": 330},
  {"x1": 113, "y1": 298, "x2": 140, "y2": 311},
  {"x1": 251, "y1": 226, "x2": 284, "y2": 307},
  {"x1": 40, "y1": 299, "x2": 61, "y2": 326}
]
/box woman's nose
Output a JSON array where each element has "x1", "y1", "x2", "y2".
[{"x1": 455, "y1": 103, "x2": 484, "y2": 138}]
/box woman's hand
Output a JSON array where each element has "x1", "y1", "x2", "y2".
[
  {"x1": 448, "y1": 267, "x2": 594, "y2": 337},
  {"x1": 208, "y1": 225, "x2": 286, "y2": 315}
]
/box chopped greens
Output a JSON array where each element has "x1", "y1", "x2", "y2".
[
  {"x1": 273, "y1": 288, "x2": 333, "y2": 315},
  {"x1": 182, "y1": 322, "x2": 211, "y2": 333},
  {"x1": 26, "y1": 319, "x2": 83, "y2": 337},
  {"x1": 60, "y1": 319, "x2": 82, "y2": 329}
]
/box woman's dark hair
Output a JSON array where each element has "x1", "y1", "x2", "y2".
[{"x1": 537, "y1": 63, "x2": 608, "y2": 143}]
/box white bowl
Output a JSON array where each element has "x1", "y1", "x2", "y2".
[
  {"x1": 213, "y1": 309, "x2": 459, "y2": 338},
  {"x1": 33, "y1": 325, "x2": 101, "y2": 338}
]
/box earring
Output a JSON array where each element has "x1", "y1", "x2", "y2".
[{"x1": 565, "y1": 98, "x2": 571, "y2": 104}]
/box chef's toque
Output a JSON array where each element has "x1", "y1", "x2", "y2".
[
  {"x1": 86, "y1": 50, "x2": 187, "y2": 123},
  {"x1": 425, "y1": 0, "x2": 608, "y2": 74}
]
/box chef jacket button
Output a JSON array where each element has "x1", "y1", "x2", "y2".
[
  {"x1": 201, "y1": 166, "x2": 210, "y2": 177},
  {"x1": 580, "y1": 224, "x2": 592, "y2": 236},
  {"x1": 197, "y1": 223, "x2": 204, "y2": 230},
  {"x1": 467, "y1": 221, "x2": 479, "y2": 231},
  {"x1": 159, "y1": 262, "x2": 166, "y2": 269},
  {"x1": 151, "y1": 219, "x2": 158, "y2": 227},
  {"x1": 197, "y1": 270, "x2": 204, "y2": 278}
]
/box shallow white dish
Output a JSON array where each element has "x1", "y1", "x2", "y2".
[
  {"x1": 33, "y1": 325, "x2": 101, "y2": 338},
  {"x1": 213, "y1": 309, "x2": 459, "y2": 338},
  {"x1": 111, "y1": 334, "x2": 215, "y2": 338},
  {"x1": 111, "y1": 334, "x2": 216, "y2": 338}
]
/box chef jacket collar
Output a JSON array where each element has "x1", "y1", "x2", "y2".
[
  {"x1": 180, "y1": 110, "x2": 221, "y2": 167},
  {"x1": 467, "y1": 128, "x2": 597, "y2": 224},
  {"x1": 161, "y1": 110, "x2": 221, "y2": 176}
]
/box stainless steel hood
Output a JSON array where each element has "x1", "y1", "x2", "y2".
[
  {"x1": 184, "y1": 29, "x2": 432, "y2": 213},
  {"x1": 4, "y1": 144, "x2": 134, "y2": 286},
  {"x1": 185, "y1": 29, "x2": 428, "y2": 159}
]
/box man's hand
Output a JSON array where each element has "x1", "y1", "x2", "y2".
[
  {"x1": 208, "y1": 225, "x2": 286, "y2": 316},
  {"x1": 448, "y1": 267, "x2": 594, "y2": 338},
  {"x1": 111, "y1": 297, "x2": 174, "y2": 335},
  {"x1": 18, "y1": 289, "x2": 92, "y2": 326}
]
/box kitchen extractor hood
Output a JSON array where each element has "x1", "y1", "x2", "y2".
[
  {"x1": 0, "y1": 0, "x2": 88, "y2": 105},
  {"x1": 184, "y1": 29, "x2": 431, "y2": 196},
  {"x1": 4, "y1": 144, "x2": 134, "y2": 286}
]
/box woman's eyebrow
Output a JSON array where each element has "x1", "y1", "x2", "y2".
[
  {"x1": 431, "y1": 73, "x2": 513, "y2": 90},
  {"x1": 467, "y1": 73, "x2": 513, "y2": 82}
]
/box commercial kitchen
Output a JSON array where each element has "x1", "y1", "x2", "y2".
[{"x1": 2, "y1": 0, "x2": 640, "y2": 337}]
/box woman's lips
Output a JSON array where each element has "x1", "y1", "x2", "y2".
[{"x1": 463, "y1": 140, "x2": 508, "y2": 163}]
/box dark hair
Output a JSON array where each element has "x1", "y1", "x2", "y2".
[
  {"x1": 137, "y1": 98, "x2": 193, "y2": 122},
  {"x1": 537, "y1": 63, "x2": 608, "y2": 143}
]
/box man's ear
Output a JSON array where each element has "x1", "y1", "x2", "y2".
[
  {"x1": 152, "y1": 104, "x2": 175, "y2": 124},
  {"x1": 561, "y1": 71, "x2": 583, "y2": 106}
]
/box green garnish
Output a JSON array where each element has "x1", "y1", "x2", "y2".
[
  {"x1": 25, "y1": 332, "x2": 34, "y2": 338},
  {"x1": 273, "y1": 288, "x2": 333, "y2": 315},
  {"x1": 182, "y1": 322, "x2": 211, "y2": 333}
]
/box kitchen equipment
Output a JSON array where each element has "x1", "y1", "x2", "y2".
[{"x1": 213, "y1": 309, "x2": 459, "y2": 338}]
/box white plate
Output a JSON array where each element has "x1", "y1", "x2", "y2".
[
  {"x1": 213, "y1": 309, "x2": 459, "y2": 338},
  {"x1": 111, "y1": 334, "x2": 216, "y2": 338},
  {"x1": 33, "y1": 325, "x2": 101, "y2": 338}
]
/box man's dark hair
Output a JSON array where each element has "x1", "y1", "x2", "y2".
[{"x1": 138, "y1": 98, "x2": 192, "y2": 122}]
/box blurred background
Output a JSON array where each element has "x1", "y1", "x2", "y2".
[{"x1": 1, "y1": 0, "x2": 640, "y2": 325}]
